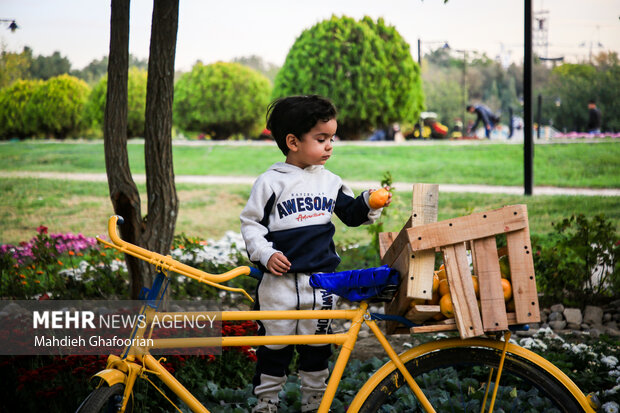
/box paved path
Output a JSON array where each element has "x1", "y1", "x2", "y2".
[{"x1": 2, "y1": 171, "x2": 619, "y2": 196}]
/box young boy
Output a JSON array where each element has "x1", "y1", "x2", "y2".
[{"x1": 240, "y1": 95, "x2": 391, "y2": 412}]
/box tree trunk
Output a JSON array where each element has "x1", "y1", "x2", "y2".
[
  {"x1": 104, "y1": 0, "x2": 145, "y2": 299},
  {"x1": 139, "y1": 0, "x2": 180, "y2": 289},
  {"x1": 104, "y1": 0, "x2": 180, "y2": 299}
]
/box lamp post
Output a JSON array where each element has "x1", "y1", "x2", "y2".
[{"x1": 0, "y1": 19, "x2": 19, "y2": 32}]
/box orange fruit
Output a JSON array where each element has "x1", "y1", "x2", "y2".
[
  {"x1": 438, "y1": 279, "x2": 450, "y2": 296},
  {"x1": 471, "y1": 275, "x2": 479, "y2": 298},
  {"x1": 439, "y1": 264, "x2": 445, "y2": 271},
  {"x1": 368, "y1": 188, "x2": 390, "y2": 209},
  {"x1": 432, "y1": 272, "x2": 440, "y2": 293},
  {"x1": 440, "y1": 294, "x2": 455, "y2": 318},
  {"x1": 436, "y1": 267, "x2": 447, "y2": 281},
  {"x1": 506, "y1": 299, "x2": 516, "y2": 312},
  {"x1": 501, "y1": 278, "x2": 513, "y2": 301}
]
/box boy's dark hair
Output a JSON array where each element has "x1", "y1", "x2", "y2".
[
  {"x1": 266, "y1": 95, "x2": 337, "y2": 155},
  {"x1": 588, "y1": 99, "x2": 596, "y2": 105},
  {"x1": 466, "y1": 105, "x2": 474, "y2": 111}
]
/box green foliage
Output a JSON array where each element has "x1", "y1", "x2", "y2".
[
  {"x1": 534, "y1": 214, "x2": 619, "y2": 307},
  {"x1": 0, "y1": 46, "x2": 32, "y2": 88},
  {"x1": 23, "y1": 74, "x2": 91, "y2": 138},
  {"x1": 272, "y1": 15, "x2": 423, "y2": 139},
  {"x1": 542, "y1": 52, "x2": 620, "y2": 132},
  {"x1": 0, "y1": 79, "x2": 42, "y2": 139},
  {"x1": 84, "y1": 67, "x2": 148, "y2": 138},
  {"x1": 72, "y1": 54, "x2": 148, "y2": 85},
  {"x1": 232, "y1": 55, "x2": 280, "y2": 84},
  {"x1": 29, "y1": 50, "x2": 71, "y2": 80},
  {"x1": 174, "y1": 62, "x2": 272, "y2": 139}
]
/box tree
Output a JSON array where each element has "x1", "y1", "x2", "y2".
[
  {"x1": 0, "y1": 79, "x2": 42, "y2": 139},
  {"x1": 541, "y1": 54, "x2": 620, "y2": 132},
  {"x1": 73, "y1": 54, "x2": 148, "y2": 85},
  {"x1": 29, "y1": 51, "x2": 71, "y2": 80},
  {"x1": 23, "y1": 74, "x2": 90, "y2": 138},
  {"x1": 0, "y1": 46, "x2": 31, "y2": 88},
  {"x1": 85, "y1": 67, "x2": 147, "y2": 137},
  {"x1": 174, "y1": 62, "x2": 272, "y2": 139},
  {"x1": 272, "y1": 15, "x2": 423, "y2": 139},
  {"x1": 104, "y1": 0, "x2": 179, "y2": 299},
  {"x1": 232, "y1": 55, "x2": 280, "y2": 83}
]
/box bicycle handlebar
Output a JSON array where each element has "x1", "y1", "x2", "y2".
[{"x1": 96, "y1": 215, "x2": 254, "y2": 302}]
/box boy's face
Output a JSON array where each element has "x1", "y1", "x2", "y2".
[{"x1": 286, "y1": 118, "x2": 337, "y2": 169}]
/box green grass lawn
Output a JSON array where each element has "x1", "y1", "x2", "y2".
[
  {"x1": 1, "y1": 140, "x2": 619, "y2": 188},
  {"x1": 2, "y1": 177, "x2": 618, "y2": 245}
]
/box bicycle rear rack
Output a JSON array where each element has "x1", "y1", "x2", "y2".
[{"x1": 380, "y1": 184, "x2": 540, "y2": 338}]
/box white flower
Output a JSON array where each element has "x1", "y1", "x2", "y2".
[
  {"x1": 601, "y1": 356, "x2": 619, "y2": 369},
  {"x1": 604, "y1": 385, "x2": 620, "y2": 396},
  {"x1": 603, "y1": 401, "x2": 619, "y2": 413},
  {"x1": 608, "y1": 369, "x2": 620, "y2": 378},
  {"x1": 519, "y1": 337, "x2": 548, "y2": 351},
  {"x1": 433, "y1": 333, "x2": 448, "y2": 339}
]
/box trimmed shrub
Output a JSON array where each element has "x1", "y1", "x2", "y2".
[
  {"x1": 0, "y1": 79, "x2": 43, "y2": 139},
  {"x1": 23, "y1": 74, "x2": 91, "y2": 138},
  {"x1": 84, "y1": 67, "x2": 148, "y2": 138},
  {"x1": 272, "y1": 15, "x2": 424, "y2": 140},
  {"x1": 174, "y1": 62, "x2": 272, "y2": 139}
]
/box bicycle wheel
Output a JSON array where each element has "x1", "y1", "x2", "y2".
[
  {"x1": 350, "y1": 338, "x2": 591, "y2": 413},
  {"x1": 75, "y1": 383, "x2": 133, "y2": 413}
]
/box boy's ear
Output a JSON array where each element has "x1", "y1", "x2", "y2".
[{"x1": 285, "y1": 134, "x2": 299, "y2": 152}]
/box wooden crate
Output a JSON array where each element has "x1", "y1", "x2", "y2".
[{"x1": 381, "y1": 185, "x2": 540, "y2": 339}]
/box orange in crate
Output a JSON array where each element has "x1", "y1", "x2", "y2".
[
  {"x1": 439, "y1": 294, "x2": 455, "y2": 318},
  {"x1": 501, "y1": 278, "x2": 513, "y2": 301}
]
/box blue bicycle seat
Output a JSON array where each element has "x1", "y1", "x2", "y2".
[{"x1": 309, "y1": 265, "x2": 400, "y2": 302}]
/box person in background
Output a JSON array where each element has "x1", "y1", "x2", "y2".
[
  {"x1": 466, "y1": 104, "x2": 500, "y2": 139},
  {"x1": 587, "y1": 99, "x2": 602, "y2": 134}
]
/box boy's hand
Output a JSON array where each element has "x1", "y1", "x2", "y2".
[{"x1": 267, "y1": 252, "x2": 291, "y2": 276}]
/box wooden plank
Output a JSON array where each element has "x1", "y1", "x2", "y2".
[
  {"x1": 443, "y1": 243, "x2": 484, "y2": 338},
  {"x1": 382, "y1": 205, "x2": 528, "y2": 264},
  {"x1": 384, "y1": 244, "x2": 414, "y2": 333},
  {"x1": 407, "y1": 184, "x2": 438, "y2": 301},
  {"x1": 409, "y1": 249, "x2": 435, "y2": 300},
  {"x1": 410, "y1": 312, "x2": 519, "y2": 334},
  {"x1": 404, "y1": 304, "x2": 441, "y2": 324},
  {"x1": 506, "y1": 225, "x2": 541, "y2": 324},
  {"x1": 379, "y1": 232, "x2": 398, "y2": 260},
  {"x1": 411, "y1": 184, "x2": 439, "y2": 227},
  {"x1": 472, "y1": 236, "x2": 508, "y2": 332},
  {"x1": 381, "y1": 184, "x2": 438, "y2": 267}
]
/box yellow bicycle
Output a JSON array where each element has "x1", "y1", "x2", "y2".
[{"x1": 76, "y1": 216, "x2": 597, "y2": 413}]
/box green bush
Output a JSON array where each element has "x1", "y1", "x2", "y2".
[
  {"x1": 272, "y1": 15, "x2": 424, "y2": 140},
  {"x1": 23, "y1": 74, "x2": 91, "y2": 138},
  {"x1": 534, "y1": 214, "x2": 619, "y2": 307},
  {"x1": 0, "y1": 79, "x2": 42, "y2": 139},
  {"x1": 84, "y1": 67, "x2": 147, "y2": 138},
  {"x1": 174, "y1": 62, "x2": 272, "y2": 139}
]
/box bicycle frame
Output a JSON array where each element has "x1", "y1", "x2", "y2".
[
  {"x1": 94, "y1": 299, "x2": 435, "y2": 413},
  {"x1": 90, "y1": 216, "x2": 596, "y2": 413}
]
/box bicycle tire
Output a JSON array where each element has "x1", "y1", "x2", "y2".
[
  {"x1": 351, "y1": 339, "x2": 590, "y2": 413},
  {"x1": 76, "y1": 383, "x2": 133, "y2": 413}
]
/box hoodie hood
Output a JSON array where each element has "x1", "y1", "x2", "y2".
[{"x1": 268, "y1": 162, "x2": 324, "y2": 174}]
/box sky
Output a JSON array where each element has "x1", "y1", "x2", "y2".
[{"x1": 1, "y1": 0, "x2": 619, "y2": 72}]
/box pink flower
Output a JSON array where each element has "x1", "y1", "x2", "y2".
[{"x1": 37, "y1": 225, "x2": 48, "y2": 234}]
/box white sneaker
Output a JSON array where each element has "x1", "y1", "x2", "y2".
[
  {"x1": 252, "y1": 398, "x2": 278, "y2": 413},
  {"x1": 301, "y1": 394, "x2": 327, "y2": 413}
]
